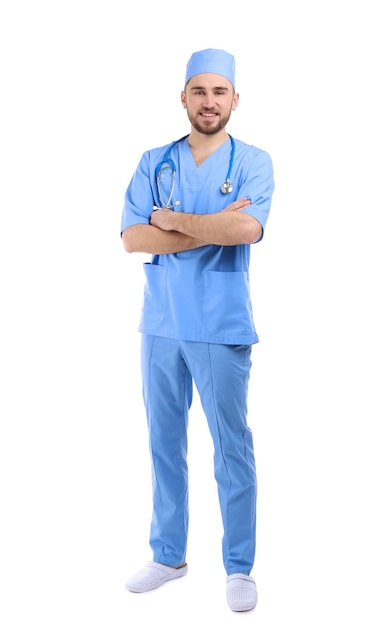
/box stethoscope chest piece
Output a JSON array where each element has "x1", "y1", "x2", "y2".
[{"x1": 221, "y1": 180, "x2": 233, "y2": 194}]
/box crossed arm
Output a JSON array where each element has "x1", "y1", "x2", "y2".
[{"x1": 122, "y1": 198, "x2": 262, "y2": 254}]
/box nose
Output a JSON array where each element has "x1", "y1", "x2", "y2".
[{"x1": 202, "y1": 92, "x2": 216, "y2": 108}]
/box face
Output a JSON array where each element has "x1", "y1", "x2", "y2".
[{"x1": 181, "y1": 73, "x2": 239, "y2": 135}]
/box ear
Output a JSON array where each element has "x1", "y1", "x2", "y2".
[
  {"x1": 231, "y1": 92, "x2": 240, "y2": 111},
  {"x1": 181, "y1": 90, "x2": 187, "y2": 109}
]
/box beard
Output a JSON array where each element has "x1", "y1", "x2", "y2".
[{"x1": 187, "y1": 109, "x2": 232, "y2": 135}]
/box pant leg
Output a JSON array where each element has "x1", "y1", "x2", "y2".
[
  {"x1": 181, "y1": 341, "x2": 256, "y2": 575},
  {"x1": 141, "y1": 335, "x2": 192, "y2": 567}
]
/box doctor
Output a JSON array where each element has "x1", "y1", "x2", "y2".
[{"x1": 121, "y1": 48, "x2": 274, "y2": 612}]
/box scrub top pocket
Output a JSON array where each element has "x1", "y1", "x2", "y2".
[{"x1": 203, "y1": 270, "x2": 255, "y2": 337}]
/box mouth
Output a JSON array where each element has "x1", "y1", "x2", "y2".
[{"x1": 200, "y1": 112, "x2": 218, "y2": 120}]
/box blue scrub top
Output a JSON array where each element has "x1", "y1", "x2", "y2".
[{"x1": 121, "y1": 136, "x2": 274, "y2": 345}]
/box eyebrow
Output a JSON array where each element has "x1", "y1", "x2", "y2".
[{"x1": 190, "y1": 86, "x2": 230, "y2": 91}]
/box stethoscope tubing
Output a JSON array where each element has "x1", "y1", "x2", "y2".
[{"x1": 155, "y1": 134, "x2": 235, "y2": 209}]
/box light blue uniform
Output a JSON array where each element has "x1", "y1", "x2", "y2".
[
  {"x1": 121, "y1": 135, "x2": 274, "y2": 575},
  {"x1": 121, "y1": 136, "x2": 274, "y2": 344}
]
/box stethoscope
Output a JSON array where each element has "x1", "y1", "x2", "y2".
[{"x1": 153, "y1": 134, "x2": 235, "y2": 210}]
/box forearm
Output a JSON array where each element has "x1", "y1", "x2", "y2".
[
  {"x1": 122, "y1": 224, "x2": 207, "y2": 254},
  {"x1": 152, "y1": 210, "x2": 262, "y2": 246}
]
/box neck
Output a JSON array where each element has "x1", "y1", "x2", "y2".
[
  {"x1": 188, "y1": 129, "x2": 229, "y2": 151},
  {"x1": 187, "y1": 130, "x2": 230, "y2": 166}
]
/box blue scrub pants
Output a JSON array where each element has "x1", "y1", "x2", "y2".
[{"x1": 141, "y1": 335, "x2": 257, "y2": 576}]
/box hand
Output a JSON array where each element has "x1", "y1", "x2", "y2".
[
  {"x1": 149, "y1": 208, "x2": 175, "y2": 231},
  {"x1": 222, "y1": 197, "x2": 251, "y2": 212}
]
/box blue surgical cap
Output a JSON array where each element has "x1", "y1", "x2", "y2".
[{"x1": 185, "y1": 48, "x2": 235, "y2": 89}]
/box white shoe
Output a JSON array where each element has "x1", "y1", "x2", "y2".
[
  {"x1": 226, "y1": 573, "x2": 258, "y2": 612},
  {"x1": 125, "y1": 561, "x2": 188, "y2": 593}
]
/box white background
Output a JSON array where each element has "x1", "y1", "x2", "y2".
[{"x1": 1, "y1": 1, "x2": 382, "y2": 623}]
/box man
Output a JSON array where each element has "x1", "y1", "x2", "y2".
[{"x1": 121, "y1": 48, "x2": 274, "y2": 612}]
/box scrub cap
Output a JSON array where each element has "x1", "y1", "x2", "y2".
[{"x1": 185, "y1": 48, "x2": 235, "y2": 89}]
